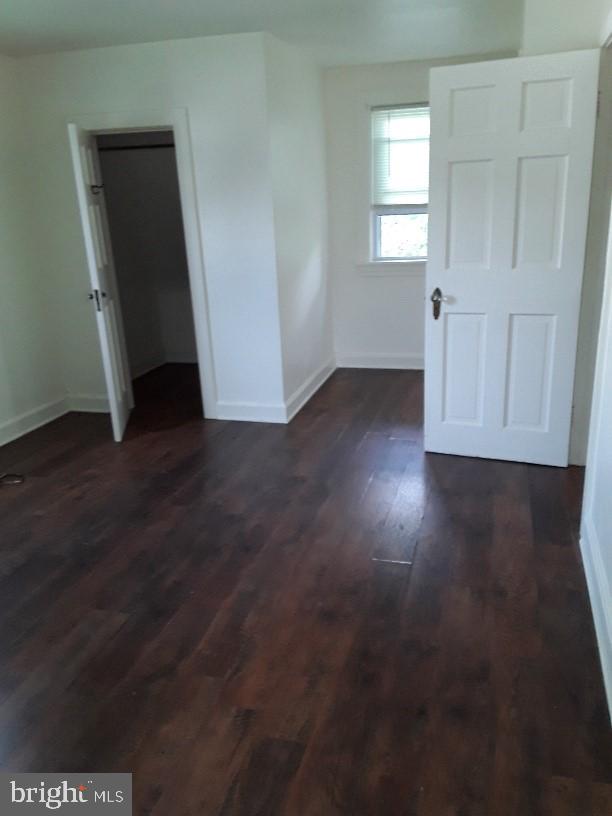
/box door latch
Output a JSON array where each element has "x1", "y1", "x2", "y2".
[
  {"x1": 88, "y1": 289, "x2": 106, "y2": 312},
  {"x1": 431, "y1": 287, "x2": 443, "y2": 320}
]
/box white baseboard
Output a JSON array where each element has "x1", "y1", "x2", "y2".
[
  {"x1": 285, "y1": 359, "x2": 336, "y2": 422},
  {"x1": 66, "y1": 394, "x2": 110, "y2": 413},
  {"x1": 0, "y1": 361, "x2": 334, "y2": 443},
  {"x1": 0, "y1": 397, "x2": 68, "y2": 448},
  {"x1": 215, "y1": 400, "x2": 287, "y2": 424},
  {"x1": 0, "y1": 393, "x2": 108, "y2": 449},
  {"x1": 335, "y1": 352, "x2": 424, "y2": 370},
  {"x1": 216, "y1": 360, "x2": 336, "y2": 425},
  {"x1": 580, "y1": 518, "x2": 612, "y2": 722}
]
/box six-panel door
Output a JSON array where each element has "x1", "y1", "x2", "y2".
[
  {"x1": 68, "y1": 124, "x2": 133, "y2": 442},
  {"x1": 425, "y1": 50, "x2": 600, "y2": 466}
]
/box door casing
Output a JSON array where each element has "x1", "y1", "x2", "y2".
[{"x1": 68, "y1": 107, "x2": 218, "y2": 424}]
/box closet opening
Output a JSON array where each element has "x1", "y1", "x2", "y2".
[{"x1": 95, "y1": 129, "x2": 202, "y2": 433}]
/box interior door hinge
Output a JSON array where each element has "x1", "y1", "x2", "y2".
[{"x1": 88, "y1": 289, "x2": 104, "y2": 312}]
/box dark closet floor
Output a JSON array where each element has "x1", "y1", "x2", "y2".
[
  {"x1": 127, "y1": 363, "x2": 203, "y2": 435},
  {"x1": 0, "y1": 366, "x2": 610, "y2": 815}
]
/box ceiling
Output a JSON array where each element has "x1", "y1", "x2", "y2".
[{"x1": 0, "y1": 0, "x2": 523, "y2": 65}]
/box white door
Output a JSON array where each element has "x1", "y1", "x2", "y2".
[
  {"x1": 425, "y1": 50, "x2": 599, "y2": 466},
  {"x1": 68, "y1": 124, "x2": 133, "y2": 442}
]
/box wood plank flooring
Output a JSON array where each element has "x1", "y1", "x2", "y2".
[{"x1": 0, "y1": 364, "x2": 610, "y2": 815}]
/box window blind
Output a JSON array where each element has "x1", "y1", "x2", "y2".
[{"x1": 372, "y1": 105, "x2": 430, "y2": 206}]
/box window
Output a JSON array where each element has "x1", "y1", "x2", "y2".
[{"x1": 371, "y1": 104, "x2": 430, "y2": 261}]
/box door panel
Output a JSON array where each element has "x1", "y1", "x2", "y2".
[
  {"x1": 68, "y1": 124, "x2": 133, "y2": 442},
  {"x1": 520, "y1": 78, "x2": 572, "y2": 131},
  {"x1": 514, "y1": 155, "x2": 567, "y2": 270},
  {"x1": 450, "y1": 85, "x2": 495, "y2": 136},
  {"x1": 504, "y1": 314, "x2": 555, "y2": 431},
  {"x1": 425, "y1": 49, "x2": 599, "y2": 466},
  {"x1": 443, "y1": 313, "x2": 486, "y2": 425},
  {"x1": 447, "y1": 160, "x2": 494, "y2": 269}
]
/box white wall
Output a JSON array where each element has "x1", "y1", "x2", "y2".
[
  {"x1": 323, "y1": 54, "x2": 513, "y2": 370},
  {"x1": 18, "y1": 33, "x2": 286, "y2": 420},
  {"x1": 264, "y1": 37, "x2": 334, "y2": 414},
  {"x1": 99, "y1": 138, "x2": 198, "y2": 379},
  {"x1": 606, "y1": 4, "x2": 612, "y2": 43},
  {"x1": 0, "y1": 55, "x2": 64, "y2": 446},
  {"x1": 571, "y1": 46, "x2": 612, "y2": 463},
  {"x1": 580, "y1": 203, "x2": 612, "y2": 718},
  {"x1": 578, "y1": 43, "x2": 612, "y2": 719},
  {"x1": 522, "y1": 0, "x2": 611, "y2": 55}
]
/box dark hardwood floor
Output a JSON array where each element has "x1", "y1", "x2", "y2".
[{"x1": 0, "y1": 364, "x2": 610, "y2": 815}]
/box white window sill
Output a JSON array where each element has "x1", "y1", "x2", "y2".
[{"x1": 356, "y1": 260, "x2": 427, "y2": 277}]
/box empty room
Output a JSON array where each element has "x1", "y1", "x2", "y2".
[{"x1": 0, "y1": 1, "x2": 611, "y2": 814}]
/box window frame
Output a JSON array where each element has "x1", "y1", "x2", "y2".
[
  {"x1": 370, "y1": 103, "x2": 430, "y2": 263},
  {"x1": 371, "y1": 203, "x2": 429, "y2": 262}
]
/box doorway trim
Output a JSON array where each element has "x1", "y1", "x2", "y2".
[{"x1": 67, "y1": 107, "x2": 218, "y2": 419}]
